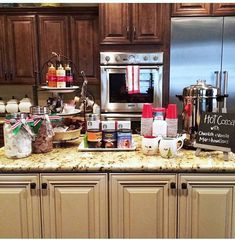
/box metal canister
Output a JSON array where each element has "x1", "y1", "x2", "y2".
[
  {"x1": 102, "y1": 130, "x2": 117, "y2": 148},
  {"x1": 117, "y1": 129, "x2": 132, "y2": 149},
  {"x1": 87, "y1": 129, "x2": 102, "y2": 148}
]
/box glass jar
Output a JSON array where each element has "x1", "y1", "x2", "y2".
[
  {"x1": 4, "y1": 113, "x2": 33, "y2": 158},
  {"x1": 31, "y1": 106, "x2": 54, "y2": 153}
]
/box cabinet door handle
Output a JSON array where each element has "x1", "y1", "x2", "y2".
[
  {"x1": 41, "y1": 183, "x2": 47, "y2": 189},
  {"x1": 170, "y1": 182, "x2": 176, "y2": 189},
  {"x1": 9, "y1": 72, "x2": 13, "y2": 81},
  {"x1": 181, "y1": 182, "x2": 187, "y2": 189},
  {"x1": 30, "y1": 182, "x2": 36, "y2": 189},
  {"x1": 133, "y1": 26, "x2": 136, "y2": 39},
  {"x1": 4, "y1": 72, "x2": 7, "y2": 81},
  {"x1": 126, "y1": 26, "x2": 130, "y2": 37}
]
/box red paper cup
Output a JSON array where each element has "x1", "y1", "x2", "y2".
[
  {"x1": 142, "y1": 103, "x2": 153, "y2": 118},
  {"x1": 166, "y1": 104, "x2": 178, "y2": 119}
]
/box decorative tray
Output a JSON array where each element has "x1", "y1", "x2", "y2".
[
  {"x1": 40, "y1": 86, "x2": 79, "y2": 93},
  {"x1": 57, "y1": 109, "x2": 81, "y2": 116},
  {"x1": 78, "y1": 140, "x2": 136, "y2": 152}
]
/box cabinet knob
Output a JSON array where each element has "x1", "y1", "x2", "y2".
[
  {"x1": 181, "y1": 183, "x2": 187, "y2": 189},
  {"x1": 41, "y1": 183, "x2": 47, "y2": 189},
  {"x1": 30, "y1": 182, "x2": 36, "y2": 189},
  {"x1": 170, "y1": 182, "x2": 176, "y2": 189}
]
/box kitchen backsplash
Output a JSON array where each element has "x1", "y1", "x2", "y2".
[{"x1": 0, "y1": 84, "x2": 100, "y2": 106}]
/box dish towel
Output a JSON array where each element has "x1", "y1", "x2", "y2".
[{"x1": 126, "y1": 65, "x2": 140, "y2": 94}]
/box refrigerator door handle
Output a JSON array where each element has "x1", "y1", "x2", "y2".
[
  {"x1": 222, "y1": 71, "x2": 228, "y2": 113},
  {"x1": 214, "y1": 70, "x2": 222, "y2": 91},
  {"x1": 215, "y1": 71, "x2": 221, "y2": 111}
]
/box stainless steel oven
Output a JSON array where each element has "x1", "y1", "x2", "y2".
[{"x1": 100, "y1": 52, "x2": 163, "y2": 114}]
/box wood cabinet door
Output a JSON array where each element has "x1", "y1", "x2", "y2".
[
  {"x1": 99, "y1": 3, "x2": 131, "y2": 44},
  {"x1": 71, "y1": 14, "x2": 99, "y2": 84},
  {"x1": 213, "y1": 3, "x2": 235, "y2": 15},
  {"x1": 110, "y1": 173, "x2": 177, "y2": 238},
  {"x1": 6, "y1": 15, "x2": 38, "y2": 84},
  {"x1": 178, "y1": 174, "x2": 235, "y2": 238},
  {"x1": 41, "y1": 173, "x2": 108, "y2": 238},
  {"x1": 0, "y1": 16, "x2": 7, "y2": 83},
  {"x1": 132, "y1": 4, "x2": 164, "y2": 44},
  {"x1": 172, "y1": 3, "x2": 211, "y2": 16},
  {"x1": 38, "y1": 15, "x2": 70, "y2": 84},
  {"x1": 0, "y1": 174, "x2": 41, "y2": 238}
]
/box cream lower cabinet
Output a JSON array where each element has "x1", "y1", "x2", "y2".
[
  {"x1": 178, "y1": 174, "x2": 235, "y2": 238},
  {"x1": 0, "y1": 174, "x2": 41, "y2": 238},
  {"x1": 40, "y1": 173, "x2": 108, "y2": 238},
  {"x1": 110, "y1": 173, "x2": 177, "y2": 238}
]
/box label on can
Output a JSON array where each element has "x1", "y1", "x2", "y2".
[
  {"x1": 87, "y1": 130, "x2": 102, "y2": 148},
  {"x1": 87, "y1": 120, "x2": 100, "y2": 130},
  {"x1": 101, "y1": 121, "x2": 116, "y2": 130},
  {"x1": 117, "y1": 130, "x2": 132, "y2": 149},
  {"x1": 102, "y1": 130, "x2": 117, "y2": 148}
]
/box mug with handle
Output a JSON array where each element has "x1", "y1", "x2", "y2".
[
  {"x1": 159, "y1": 134, "x2": 186, "y2": 158},
  {"x1": 141, "y1": 136, "x2": 162, "y2": 156}
]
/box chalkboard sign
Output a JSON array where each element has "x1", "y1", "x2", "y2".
[{"x1": 195, "y1": 112, "x2": 235, "y2": 153}]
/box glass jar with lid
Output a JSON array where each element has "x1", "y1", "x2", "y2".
[
  {"x1": 4, "y1": 113, "x2": 33, "y2": 158},
  {"x1": 30, "y1": 106, "x2": 54, "y2": 153}
]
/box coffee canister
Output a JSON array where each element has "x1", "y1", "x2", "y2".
[
  {"x1": 117, "y1": 129, "x2": 132, "y2": 149},
  {"x1": 87, "y1": 129, "x2": 102, "y2": 148},
  {"x1": 102, "y1": 130, "x2": 117, "y2": 148}
]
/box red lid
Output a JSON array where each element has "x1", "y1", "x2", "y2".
[
  {"x1": 142, "y1": 103, "x2": 153, "y2": 118},
  {"x1": 152, "y1": 107, "x2": 165, "y2": 113},
  {"x1": 166, "y1": 104, "x2": 178, "y2": 119}
]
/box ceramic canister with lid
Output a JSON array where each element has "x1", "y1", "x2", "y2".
[
  {"x1": 19, "y1": 95, "x2": 32, "y2": 113},
  {"x1": 0, "y1": 97, "x2": 6, "y2": 113},
  {"x1": 6, "y1": 96, "x2": 18, "y2": 113}
]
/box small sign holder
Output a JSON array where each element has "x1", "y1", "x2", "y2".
[{"x1": 194, "y1": 143, "x2": 231, "y2": 161}]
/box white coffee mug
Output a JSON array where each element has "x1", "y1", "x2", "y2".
[
  {"x1": 141, "y1": 136, "x2": 161, "y2": 155},
  {"x1": 159, "y1": 134, "x2": 186, "y2": 158}
]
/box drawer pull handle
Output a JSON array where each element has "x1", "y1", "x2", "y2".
[
  {"x1": 30, "y1": 182, "x2": 36, "y2": 189},
  {"x1": 41, "y1": 183, "x2": 47, "y2": 189}
]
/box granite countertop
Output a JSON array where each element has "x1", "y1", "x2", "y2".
[{"x1": 0, "y1": 135, "x2": 235, "y2": 173}]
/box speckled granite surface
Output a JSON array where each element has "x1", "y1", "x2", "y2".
[{"x1": 0, "y1": 135, "x2": 235, "y2": 173}]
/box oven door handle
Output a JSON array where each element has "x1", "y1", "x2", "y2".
[
  {"x1": 101, "y1": 113, "x2": 142, "y2": 118},
  {"x1": 101, "y1": 66, "x2": 160, "y2": 70}
]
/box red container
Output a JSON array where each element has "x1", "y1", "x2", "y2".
[
  {"x1": 142, "y1": 103, "x2": 153, "y2": 118},
  {"x1": 166, "y1": 104, "x2": 178, "y2": 119}
]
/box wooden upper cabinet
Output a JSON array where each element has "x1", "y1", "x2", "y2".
[
  {"x1": 172, "y1": 3, "x2": 211, "y2": 16},
  {"x1": 6, "y1": 15, "x2": 38, "y2": 84},
  {"x1": 99, "y1": 3, "x2": 131, "y2": 44},
  {"x1": 132, "y1": 4, "x2": 164, "y2": 44},
  {"x1": 100, "y1": 3, "x2": 165, "y2": 44},
  {"x1": 0, "y1": 16, "x2": 6, "y2": 83},
  {"x1": 213, "y1": 3, "x2": 235, "y2": 15},
  {"x1": 38, "y1": 15, "x2": 70, "y2": 83},
  {"x1": 172, "y1": 3, "x2": 235, "y2": 16},
  {"x1": 71, "y1": 14, "x2": 99, "y2": 84}
]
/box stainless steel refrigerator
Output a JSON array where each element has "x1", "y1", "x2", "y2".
[{"x1": 170, "y1": 17, "x2": 235, "y2": 125}]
